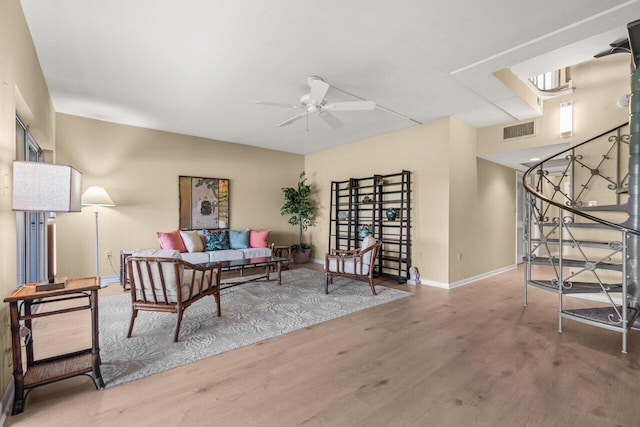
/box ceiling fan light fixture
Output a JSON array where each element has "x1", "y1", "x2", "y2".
[{"x1": 256, "y1": 75, "x2": 376, "y2": 130}]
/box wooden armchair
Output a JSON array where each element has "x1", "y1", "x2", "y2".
[
  {"x1": 126, "y1": 250, "x2": 222, "y2": 342},
  {"x1": 324, "y1": 238, "x2": 382, "y2": 295}
]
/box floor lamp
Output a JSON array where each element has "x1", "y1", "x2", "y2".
[
  {"x1": 12, "y1": 161, "x2": 83, "y2": 291},
  {"x1": 81, "y1": 186, "x2": 115, "y2": 287}
]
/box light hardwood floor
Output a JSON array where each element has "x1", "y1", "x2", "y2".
[{"x1": 5, "y1": 263, "x2": 640, "y2": 426}]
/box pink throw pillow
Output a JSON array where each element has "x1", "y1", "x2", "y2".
[
  {"x1": 156, "y1": 230, "x2": 187, "y2": 252},
  {"x1": 249, "y1": 229, "x2": 270, "y2": 248}
]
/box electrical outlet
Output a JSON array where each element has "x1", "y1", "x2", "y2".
[{"x1": 105, "y1": 250, "x2": 112, "y2": 258}]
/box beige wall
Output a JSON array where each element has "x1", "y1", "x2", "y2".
[
  {"x1": 55, "y1": 114, "x2": 304, "y2": 278},
  {"x1": 305, "y1": 118, "x2": 451, "y2": 283},
  {"x1": 454, "y1": 158, "x2": 516, "y2": 282},
  {"x1": 449, "y1": 118, "x2": 477, "y2": 283},
  {"x1": 305, "y1": 117, "x2": 516, "y2": 285},
  {"x1": 478, "y1": 54, "x2": 630, "y2": 157},
  {"x1": 0, "y1": 0, "x2": 56, "y2": 392},
  {"x1": 447, "y1": 119, "x2": 516, "y2": 283},
  {"x1": 55, "y1": 114, "x2": 517, "y2": 286},
  {"x1": 449, "y1": 119, "x2": 516, "y2": 283}
]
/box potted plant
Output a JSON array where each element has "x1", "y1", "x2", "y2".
[{"x1": 281, "y1": 171, "x2": 315, "y2": 264}]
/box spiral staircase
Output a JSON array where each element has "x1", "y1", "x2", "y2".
[
  {"x1": 521, "y1": 20, "x2": 640, "y2": 353},
  {"x1": 522, "y1": 119, "x2": 640, "y2": 352}
]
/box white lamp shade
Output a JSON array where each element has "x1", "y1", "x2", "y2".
[
  {"x1": 12, "y1": 161, "x2": 83, "y2": 212},
  {"x1": 82, "y1": 185, "x2": 115, "y2": 206}
]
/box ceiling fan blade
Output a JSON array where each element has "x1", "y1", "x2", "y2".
[
  {"x1": 324, "y1": 100, "x2": 376, "y2": 111},
  {"x1": 255, "y1": 101, "x2": 299, "y2": 109},
  {"x1": 309, "y1": 79, "x2": 330, "y2": 102},
  {"x1": 594, "y1": 38, "x2": 630, "y2": 57},
  {"x1": 278, "y1": 112, "x2": 307, "y2": 127},
  {"x1": 319, "y1": 111, "x2": 343, "y2": 129}
]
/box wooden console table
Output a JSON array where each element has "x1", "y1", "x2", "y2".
[{"x1": 4, "y1": 276, "x2": 104, "y2": 415}]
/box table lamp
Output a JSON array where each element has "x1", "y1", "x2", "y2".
[{"x1": 12, "y1": 161, "x2": 82, "y2": 291}]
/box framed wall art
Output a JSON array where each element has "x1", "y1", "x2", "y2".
[{"x1": 179, "y1": 176, "x2": 229, "y2": 230}]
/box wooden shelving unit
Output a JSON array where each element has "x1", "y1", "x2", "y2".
[{"x1": 328, "y1": 170, "x2": 411, "y2": 283}]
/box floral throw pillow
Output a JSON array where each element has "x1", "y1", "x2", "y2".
[{"x1": 204, "y1": 230, "x2": 230, "y2": 251}]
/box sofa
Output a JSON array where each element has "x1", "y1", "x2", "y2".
[
  {"x1": 120, "y1": 229, "x2": 276, "y2": 290},
  {"x1": 156, "y1": 228, "x2": 273, "y2": 264}
]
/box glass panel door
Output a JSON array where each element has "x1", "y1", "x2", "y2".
[{"x1": 15, "y1": 116, "x2": 45, "y2": 285}]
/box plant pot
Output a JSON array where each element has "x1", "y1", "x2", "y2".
[{"x1": 292, "y1": 249, "x2": 311, "y2": 264}]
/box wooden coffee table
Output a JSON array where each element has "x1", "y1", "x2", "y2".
[{"x1": 199, "y1": 256, "x2": 289, "y2": 290}]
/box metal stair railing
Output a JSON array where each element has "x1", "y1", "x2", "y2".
[{"x1": 523, "y1": 122, "x2": 640, "y2": 353}]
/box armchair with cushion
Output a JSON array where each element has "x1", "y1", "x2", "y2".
[
  {"x1": 126, "y1": 249, "x2": 222, "y2": 342},
  {"x1": 324, "y1": 236, "x2": 382, "y2": 295}
]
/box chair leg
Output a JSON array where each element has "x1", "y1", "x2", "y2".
[
  {"x1": 127, "y1": 308, "x2": 138, "y2": 338},
  {"x1": 325, "y1": 273, "x2": 330, "y2": 294},
  {"x1": 174, "y1": 309, "x2": 184, "y2": 342},
  {"x1": 368, "y1": 278, "x2": 377, "y2": 296}
]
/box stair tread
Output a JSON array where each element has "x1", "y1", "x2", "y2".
[
  {"x1": 576, "y1": 203, "x2": 628, "y2": 212},
  {"x1": 529, "y1": 257, "x2": 622, "y2": 271},
  {"x1": 539, "y1": 222, "x2": 622, "y2": 230},
  {"x1": 530, "y1": 238, "x2": 620, "y2": 249},
  {"x1": 528, "y1": 279, "x2": 622, "y2": 294},
  {"x1": 563, "y1": 306, "x2": 638, "y2": 329}
]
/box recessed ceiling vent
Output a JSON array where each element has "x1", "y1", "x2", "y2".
[{"x1": 503, "y1": 121, "x2": 535, "y2": 140}]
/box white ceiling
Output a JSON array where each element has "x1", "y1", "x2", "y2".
[
  {"x1": 480, "y1": 142, "x2": 570, "y2": 172},
  {"x1": 19, "y1": 0, "x2": 640, "y2": 155}
]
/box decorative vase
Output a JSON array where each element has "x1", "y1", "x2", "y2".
[
  {"x1": 385, "y1": 208, "x2": 398, "y2": 221},
  {"x1": 359, "y1": 230, "x2": 371, "y2": 238},
  {"x1": 338, "y1": 211, "x2": 348, "y2": 220}
]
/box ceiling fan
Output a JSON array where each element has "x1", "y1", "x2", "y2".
[{"x1": 255, "y1": 76, "x2": 376, "y2": 129}]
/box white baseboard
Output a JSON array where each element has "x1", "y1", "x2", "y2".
[
  {"x1": 100, "y1": 275, "x2": 120, "y2": 287},
  {"x1": 311, "y1": 258, "x2": 516, "y2": 291},
  {"x1": 419, "y1": 279, "x2": 449, "y2": 289},
  {"x1": 420, "y1": 264, "x2": 517, "y2": 290},
  {"x1": 448, "y1": 264, "x2": 517, "y2": 289},
  {"x1": 1, "y1": 380, "x2": 14, "y2": 426}
]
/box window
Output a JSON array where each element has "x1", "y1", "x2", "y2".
[
  {"x1": 15, "y1": 115, "x2": 46, "y2": 285},
  {"x1": 530, "y1": 67, "x2": 571, "y2": 92}
]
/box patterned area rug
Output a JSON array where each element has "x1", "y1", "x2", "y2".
[{"x1": 99, "y1": 268, "x2": 412, "y2": 388}]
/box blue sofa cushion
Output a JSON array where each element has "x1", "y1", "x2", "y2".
[{"x1": 229, "y1": 229, "x2": 250, "y2": 249}]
